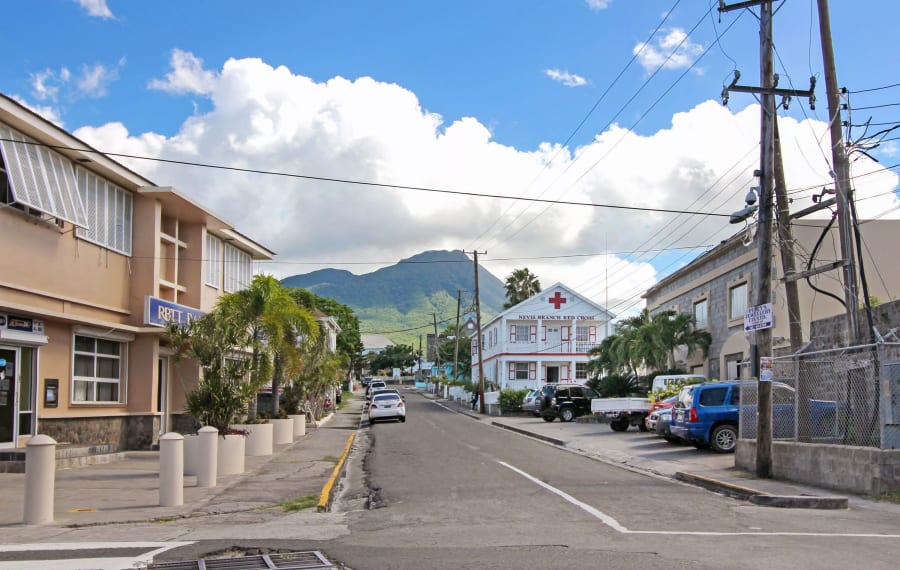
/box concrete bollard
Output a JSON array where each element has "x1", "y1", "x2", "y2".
[
  {"x1": 23, "y1": 435, "x2": 57, "y2": 525},
  {"x1": 196, "y1": 426, "x2": 218, "y2": 488},
  {"x1": 159, "y1": 432, "x2": 184, "y2": 507}
]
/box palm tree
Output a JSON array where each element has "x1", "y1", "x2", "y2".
[
  {"x1": 217, "y1": 275, "x2": 318, "y2": 419},
  {"x1": 503, "y1": 268, "x2": 541, "y2": 309}
]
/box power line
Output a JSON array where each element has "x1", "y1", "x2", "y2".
[
  {"x1": 849, "y1": 82, "x2": 900, "y2": 95},
  {"x1": 0, "y1": 137, "x2": 732, "y2": 219}
]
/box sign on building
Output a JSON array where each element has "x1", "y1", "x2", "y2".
[
  {"x1": 144, "y1": 296, "x2": 204, "y2": 327},
  {"x1": 744, "y1": 303, "x2": 773, "y2": 332}
]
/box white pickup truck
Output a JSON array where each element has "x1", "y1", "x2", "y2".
[{"x1": 590, "y1": 397, "x2": 652, "y2": 432}]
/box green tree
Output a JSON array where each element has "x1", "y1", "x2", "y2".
[
  {"x1": 503, "y1": 268, "x2": 541, "y2": 309},
  {"x1": 288, "y1": 288, "x2": 364, "y2": 379},
  {"x1": 436, "y1": 323, "x2": 472, "y2": 380},
  {"x1": 370, "y1": 344, "x2": 419, "y2": 372},
  {"x1": 217, "y1": 275, "x2": 318, "y2": 419}
]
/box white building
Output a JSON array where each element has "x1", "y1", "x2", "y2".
[{"x1": 471, "y1": 283, "x2": 614, "y2": 390}]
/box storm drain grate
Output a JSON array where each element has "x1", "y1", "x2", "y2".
[{"x1": 147, "y1": 550, "x2": 333, "y2": 569}]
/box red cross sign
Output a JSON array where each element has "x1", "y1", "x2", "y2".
[{"x1": 548, "y1": 292, "x2": 567, "y2": 309}]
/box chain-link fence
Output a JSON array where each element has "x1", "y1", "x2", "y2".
[{"x1": 739, "y1": 343, "x2": 900, "y2": 448}]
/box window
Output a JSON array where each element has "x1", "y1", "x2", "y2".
[
  {"x1": 206, "y1": 235, "x2": 222, "y2": 287},
  {"x1": 514, "y1": 363, "x2": 529, "y2": 380},
  {"x1": 729, "y1": 282, "x2": 748, "y2": 321},
  {"x1": 514, "y1": 325, "x2": 530, "y2": 343},
  {"x1": 576, "y1": 327, "x2": 589, "y2": 343},
  {"x1": 224, "y1": 243, "x2": 252, "y2": 292},
  {"x1": 576, "y1": 362, "x2": 588, "y2": 380},
  {"x1": 75, "y1": 167, "x2": 133, "y2": 255},
  {"x1": 693, "y1": 298, "x2": 708, "y2": 329},
  {"x1": 0, "y1": 124, "x2": 89, "y2": 227},
  {"x1": 72, "y1": 335, "x2": 125, "y2": 403},
  {"x1": 569, "y1": 386, "x2": 584, "y2": 398},
  {"x1": 699, "y1": 387, "x2": 728, "y2": 406}
]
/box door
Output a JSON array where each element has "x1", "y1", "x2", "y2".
[
  {"x1": 157, "y1": 357, "x2": 170, "y2": 436},
  {"x1": 0, "y1": 348, "x2": 17, "y2": 447},
  {"x1": 545, "y1": 327, "x2": 561, "y2": 350},
  {"x1": 546, "y1": 366, "x2": 559, "y2": 383}
]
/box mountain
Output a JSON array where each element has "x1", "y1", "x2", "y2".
[{"x1": 281, "y1": 250, "x2": 507, "y2": 346}]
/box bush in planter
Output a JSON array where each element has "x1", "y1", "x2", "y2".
[{"x1": 499, "y1": 389, "x2": 530, "y2": 414}]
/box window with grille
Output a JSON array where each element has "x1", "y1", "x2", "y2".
[
  {"x1": 224, "y1": 243, "x2": 252, "y2": 292},
  {"x1": 576, "y1": 362, "x2": 587, "y2": 380},
  {"x1": 75, "y1": 167, "x2": 133, "y2": 256},
  {"x1": 206, "y1": 235, "x2": 222, "y2": 287},
  {"x1": 576, "y1": 327, "x2": 589, "y2": 343},
  {"x1": 514, "y1": 325, "x2": 530, "y2": 342},
  {"x1": 72, "y1": 335, "x2": 125, "y2": 403},
  {"x1": 729, "y1": 282, "x2": 748, "y2": 321},
  {"x1": 693, "y1": 298, "x2": 709, "y2": 329}
]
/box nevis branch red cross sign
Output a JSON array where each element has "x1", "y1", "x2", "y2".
[{"x1": 548, "y1": 292, "x2": 567, "y2": 310}]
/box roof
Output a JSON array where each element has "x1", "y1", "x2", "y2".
[
  {"x1": 481, "y1": 281, "x2": 614, "y2": 329},
  {"x1": 361, "y1": 334, "x2": 395, "y2": 350}
]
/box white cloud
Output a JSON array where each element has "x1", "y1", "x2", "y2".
[
  {"x1": 74, "y1": 0, "x2": 114, "y2": 19},
  {"x1": 77, "y1": 63, "x2": 119, "y2": 97},
  {"x1": 72, "y1": 57, "x2": 898, "y2": 319},
  {"x1": 634, "y1": 28, "x2": 704, "y2": 73},
  {"x1": 585, "y1": 0, "x2": 611, "y2": 11},
  {"x1": 545, "y1": 69, "x2": 588, "y2": 87},
  {"x1": 148, "y1": 49, "x2": 218, "y2": 95}
]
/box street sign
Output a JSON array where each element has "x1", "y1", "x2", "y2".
[{"x1": 744, "y1": 303, "x2": 773, "y2": 332}]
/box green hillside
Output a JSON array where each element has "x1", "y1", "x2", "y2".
[{"x1": 281, "y1": 250, "x2": 506, "y2": 346}]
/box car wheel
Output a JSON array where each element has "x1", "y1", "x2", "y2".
[
  {"x1": 610, "y1": 419, "x2": 629, "y2": 432},
  {"x1": 542, "y1": 415, "x2": 556, "y2": 422},
  {"x1": 559, "y1": 407, "x2": 575, "y2": 422},
  {"x1": 400, "y1": 416, "x2": 406, "y2": 423},
  {"x1": 637, "y1": 421, "x2": 649, "y2": 433},
  {"x1": 710, "y1": 424, "x2": 738, "y2": 453},
  {"x1": 664, "y1": 435, "x2": 681, "y2": 444}
]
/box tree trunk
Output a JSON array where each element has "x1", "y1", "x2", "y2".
[{"x1": 271, "y1": 353, "x2": 283, "y2": 418}]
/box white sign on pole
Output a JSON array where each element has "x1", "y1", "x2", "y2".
[{"x1": 744, "y1": 303, "x2": 774, "y2": 332}]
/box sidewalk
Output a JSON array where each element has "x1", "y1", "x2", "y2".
[
  {"x1": 0, "y1": 394, "x2": 365, "y2": 530},
  {"x1": 428, "y1": 391, "x2": 851, "y2": 509}
]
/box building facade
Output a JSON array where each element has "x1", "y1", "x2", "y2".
[
  {"x1": 643, "y1": 221, "x2": 900, "y2": 381},
  {"x1": 471, "y1": 283, "x2": 613, "y2": 390},
  {"x1": 0, "y1": 93, "x2": 272, "y2": 451}
]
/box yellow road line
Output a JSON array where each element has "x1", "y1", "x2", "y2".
[{"x1": 317, "y1": 433, "x2": 356, "y2": 512}]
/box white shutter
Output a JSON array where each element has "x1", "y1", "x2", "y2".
[
  {"x1": 529, "y1": 325, "x2": 537, "y2": 343},
  {"x1": 509, "y1": 363, "x2": 516, "y2": 381},
  {"x1": 561, "y1": 365, "x2": 569, "y2": 381},
  {"x1": 529, "y1": 363, "x2": 536, "y2": 380}
]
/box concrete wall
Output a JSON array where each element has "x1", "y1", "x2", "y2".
[{"x1": 736, "y1": 440, "x2": 900, "y2": 495}]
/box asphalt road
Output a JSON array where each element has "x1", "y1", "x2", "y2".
[{"x1": 321, "y1": 390, "x2": 900, "y2": 569}]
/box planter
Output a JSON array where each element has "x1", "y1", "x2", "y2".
[
  {"x1": 232, "y1": 423, "x2": 273, "y2": 456},
  {"x1": 289, "y1": 414, "x2": 307, "y2": 437},
  {"x1": 217, "y1": 434, "x2": 246, "y2": 476},
  {"x1": 183, "y1": 433, "x2": 199, "y2": 476},
  {"x1": 271, "y1": 418, "x2": 294, "y2": 445}
]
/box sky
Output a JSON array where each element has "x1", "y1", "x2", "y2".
[{"x1": 2, "y1": 0, "x2": 899, "y2": 321}]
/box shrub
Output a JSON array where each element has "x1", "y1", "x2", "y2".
[{"x1": 499, "y1": 389, "x2": 530, "y2": 413}]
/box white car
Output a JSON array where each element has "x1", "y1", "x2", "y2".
[{"x1": 368, "y1": 393, "x2": 406, "y2": 423}]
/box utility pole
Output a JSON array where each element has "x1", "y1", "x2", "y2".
[
  {"x1": 433, "y1": 312, "x2": 440, "y2": 377},
  {"x1": 817, "y1": 0, "x2": 861, "y2": 344},
  {"x1": 720, "y1": 0, "x2": 814, "y2": 478},
  {"x1": 469, "y1": 250, "x2": 487, "y2": 414},
  {"x1": 453, "y1": 289, "x2": 462, "y2": 383},
  {"x1": 774, "y1": 119, "x2": 804, "y2": 354},
  {"x1": 418, "y1": 334, "x2": 423, "y2": 385}
]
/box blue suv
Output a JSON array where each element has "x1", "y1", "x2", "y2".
[{"x1": 670, "y1": 382, "x2": 741, "y2": 453}]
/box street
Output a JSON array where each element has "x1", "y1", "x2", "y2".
[{"x1": 3, "y1": 390, "x2": 900, "y2": 569}]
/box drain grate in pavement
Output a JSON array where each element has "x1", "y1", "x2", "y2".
[{"x1": 147, "y1": 550, "x2": 333, "y2": 569}]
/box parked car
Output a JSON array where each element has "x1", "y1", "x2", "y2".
[
  {"x1": 370, "y1": 388, "x2": 404, "y2": 401},
  {"x1": 644, "y1": 395, "x2": 678, "y2": 430},
  {"x1": 368, "y1": 393, "x2": 406, "y2": 423},
  {"x1": 521, "y1": 389, "x2": 541, "y2": 416},
  {"x1": 670, "y1": 380, "x2": 839, "y2": 454},
  {"x1": 534, "y1": 384, "x2": 558, "y2": 416},
  {"x1": 542, "y1": 384, "x2": 600, "y2": 422},
  {"x1": 653, "y1": 408, "x2": 680, "y2": 443},
  {"x1": 366, "y1": 381, "x2": 387, "y2": 399}
]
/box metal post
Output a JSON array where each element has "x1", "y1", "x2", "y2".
[
  {"x1": 473, "y1": 251, "x2": 487, "y2": 414},
  {"x1": 453, "y1": 289, "x2": 461, "y2": 382}
]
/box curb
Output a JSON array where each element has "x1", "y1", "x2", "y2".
[
  {"x1": 675, "y1": 471, "x2": 848, "y2": 509},
  {"x1": 317, "y1": 433, "x2": 356, "y2": 512},
  {"x1": 491, "y1": 422, "x2": 566, "y2": 447}
]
